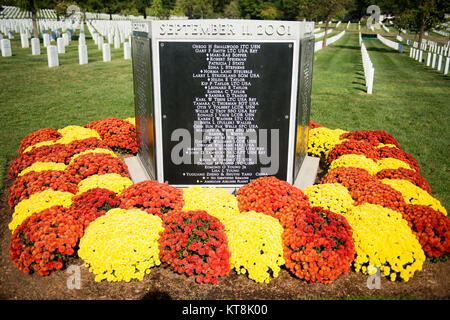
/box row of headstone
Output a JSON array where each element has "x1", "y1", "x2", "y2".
[
  {"x1": 410, "y1": 47, "x2": 449, "y2": 75},
  {"x1": 359, "y1": 33, "x2": 374, "y2": 94},
  {"x1": 412, "y1": 40, "x2": 449, "y2": 56},
  {"x1": 377, "y1": 34, "x2": 402, "y2": 52}
]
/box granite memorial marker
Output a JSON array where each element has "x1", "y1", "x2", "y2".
[{"x1": 131, "y1": 20, "x2": 315, "y2": 188}]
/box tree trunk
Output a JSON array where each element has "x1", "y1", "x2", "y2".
[
  {"x1": 110, "y1": 13, "x2": 113, "y2": 20},
  {"x1": 322, "y1": 19, "x2": 329, "y2": 48},
  {"x1": 418, "y1": 19, "x2": 425, "y2": 50},
  {"x1": 31, "y1": 10, "x2": 38, "y2": 39}
]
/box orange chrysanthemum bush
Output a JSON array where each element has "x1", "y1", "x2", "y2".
[
  {"x1": 84, "y1": 118, "x2": 137, "y2": 154},
  {"x1": 8, "y1": 170, "x2": 77, "y2": 211},
  {"x1": 327, "y1": 139, "x2": 380, "y2": 163},
  {"x1": 236, "y1": 176, "x2": 310, "y2": 228},
  {"x1": 68, "y1": 188, "x2": 121, "y2": 230},
  {"x1": 321, "y1": 167, "x2": 378, "y2": 193},
  {"x1": 377, "y1": 146, "x2": 419, "y2": 172},
  {"x1": 309, "y1": 121, "x2": 321, "y2": 129},
  {"x1": 18, "y1": 128, "x2": 62, "y2": 154},
  {"x1": 340, "y1": 130, "x2": 400, "y2": 148},
  {"x1": 350, "y1": 180, "x2": 407, "y2": 213},
  {"x1": 9, "y1": 206, "x2": 83, "y2": 276},
  {"x1": 8, "y1": 137, "x2": 111, "y2": 179},
  {"x1": 282, "y1": 206, "x2": 355, "y2": 284},
  {"x1": 118, "y1": 180, "x2": 184, "y2": 218},
  {"x1": 65, "y1": 153, "x2": 129, "y2": 184},
  {"x1": 8, "y1": 143, "x2": 69, "y2": 179},
  {"x1": 158, "y1": 210, "x2": 231, "y2": 284},
  {"x1": 402, "y1": 204, "x2": 450, "y2": 260},
  {"x1": 376, "y1": 168, "x2": 432, "y2": 195}
]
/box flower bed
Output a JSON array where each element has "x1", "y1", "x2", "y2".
[{"x1": 5, "y1": 119, "x2": 448, "y2": 286}]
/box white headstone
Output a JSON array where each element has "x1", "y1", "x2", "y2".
[
  {"x1": 432, "y1": 53, "x2": 437, "y2": 68},
  {"x1": 108, "y1": 33, "x2": 113, "y2": 44},
  {"x1": 63, "y1": 32, "x2": 69, "y2": 46},
  {"x1": 78, "y1": 33, "x2": 85, "y2": 45},
  {"x1": 78, "y1": 44, "x2": 88, "y2": 65},
  {"x1": 57, "y1": 37, "x2": 65, "y2": 54},
  {"x1": 20, "y1": 32, "x2": 29, "y2": 48},
  {"x1": 93, "y1": 33, "x2": 98, "y2": 44},
  {"x1": 43, "y1": 33, "x2": 50, "y2": 47},
  {"x1": 437, "y1": 54, "x2": 443, "y2": 71},
  {"x1": 1, "y1": 39, "x2": 12, "y2": 57},
  {"x1": 418, "y1": 50, "x2": 423, "y2": 62},
  {"x1": 114, "y1": 35, "x2": 120, "y2": 49},
  {"x1": 444, "y1": 57, "x2": 449, "y2": 75},
  {"x1": 124, "y1": 42, "x2": 131, "y2": 60},
  {"x1": 98, "y1": 36, "x2": 104, "y2": 50},
  {"x1": 102, "y1": 43, "x2": 111, "y2": 62},
  {"x1": 47, "y1": 45, "x2": 59, "y2": 67},
  {"x1": 426, "y1": 52, "x2": 431, "y2": 66},
  {"x1": 31, "y1": 38, "x2": 40, "y2": 55}
]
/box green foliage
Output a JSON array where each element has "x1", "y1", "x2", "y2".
[
  {"x1": 223, "y1": 0, "x2": 240, "y2": 18},
  {"x1": 146, "y1": 0, "x2": 168, "y2": 18}
]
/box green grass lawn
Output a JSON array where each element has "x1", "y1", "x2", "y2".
[
  {"x1": 312, "y1": 33, "x2": 449, "y2": 210},
  {"x1": 0, "y1": 33, "x2": 134, "y2": 190},
  {"x1": 0, "y1": 31, "x2": 448, "y2": 211}
]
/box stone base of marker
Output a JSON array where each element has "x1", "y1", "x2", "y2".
[
  {"x1": 103, "y1": 43, "x2": 111, "y2": 62},
  {"x1": 31, "y1": 38, "x2": 40, "y2": 55},
  {"x1": 47, "y1": 45, "x2": 59, "y2": 67},
  {"x1": 1, "y1": 39, "x2": 12, "y2": 57},
  {"x1": 124, "y1": 42, "x2": 131, "y2": 59},
  {"x1": 124, "y1": 155, "x2": 320, "y2": 193},
  {"x1": 79, "y1": 44, "x2": 88, "y2": 65}
]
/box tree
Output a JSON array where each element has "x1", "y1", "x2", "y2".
[
  {"x1": 16, "y1": 0, "x2": 42, "y2": 38},
  {"x1": 223, "y1": 0, "x2": 240, "y2": 18},
  {"x1": 169, "y1": 0, "x2": 214, "y2": 19},
  {"x1": 389, "y1": 0, "x2": 449, "y2": 48},
  {"x1": 307, "y1": 0, "x2": 354, "y2": 48}
]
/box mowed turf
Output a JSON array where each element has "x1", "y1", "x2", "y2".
[
  {"x1": 0, "y1": 31, "x2": 448, "y2": 211},
  {"x1": 312, "y1": 32, "x2": 449, "y2": 210},
  {"x1": 0, "y1": 33, "x2": 134, "y2": 189}
]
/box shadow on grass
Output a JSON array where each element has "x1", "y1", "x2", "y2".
[{"x1": 332, "y1": 44, "x2": 361, "y2": 51}]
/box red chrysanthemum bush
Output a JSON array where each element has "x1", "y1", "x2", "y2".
[
  {"x1": 65, "y1": 153, "x2": 129, "y2": 184},
  {"x1": 118, "y1": 180, "x2": 184, "y2": 218},
  {"x1": 8, "y1": 144, "x2": 69, "y2": 179},
  {"x1": 376, "y1": 168, "x2": 432, "y2": 195},
  {"x1": 8, "y1": 170, "x2": 77, "y2": 211},
  {"x1": 236, "y1": 176, "x2": 310, "y2": 227},
  {"x1": 309, "y1": 121, "x2": 321, "y2": 129},
  {"x1": 9, "y1": 206, "x2": 83, "y2": 276},
  {"x1": 321, "y1": 167, "x2": 378, "y2": 193},
  {"x1": 282, "y1": 206, "x2": 355, "y2": 284},
  {"x1": 158, "y1": 210, "x2": 231, "y2": 284},
  {"x1": 68, "y1": 188, "x2": 120, "y2": 230},
  {"x1": 340, "y1": 130, "x2": 400, "y2": 148},
  {"x1": 350, "y1": 180, "x2": 407, "y2": 213},
  {"x1": 402, "y1": 204, "x2": 450, "y2": 260},
  {"x1": 18, "y1": 128, "x2": 62, "y2": 154},
  {"x1": 8, "y1": 138, "x2": 111, "y2": 179},
  {"x1": 65, "y1": 137, "x2": 112, "y2": 158},
  {"x1": 377, "y1": 146, "x2": 419, "y2": 172},
  {"x1": 84, "y1": 118, "x2": 137, "y2": 154},
  {"x1": 327, "y1": 140, "x2": 380, "y2": 163}
]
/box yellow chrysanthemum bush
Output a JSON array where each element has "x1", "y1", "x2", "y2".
[
  {"x1": 78, "y1": 208, "x2": 164, "y2": 282},
  {"x1": 303, "y1": 183, "x2": 354, "y2": 215},
  {"x1": 381, "y1": 179, "x2": 447, "y2": 216},
  {"x1": 23, "y1": 126, "x2": 101, "y2": 153},
  {"x1": 307, "y1": 127, "x2": 348, "y2": 158},
  {"x1": 9, "y1": 189, "x2": 74, "y2": 232},
  {"x1": 182, "y1": 186, "x2": 239, "y2": 222},
  {"x1": 18, "y1": 162, "x2": 67, "y2": 176},
  {"x1": 345, "y1": 204, "x2": 425, "y2": 282},
  {"x1": 221, "y1": 211, "x2": 285, "y2": 283},
  {"x1": 77, "y1": 173, "x2": 133, "y2": 195},
  {"x1": 329, "y1": 154, "x2": 379, "y2": 175},
  {"x1": 69, "y1": 148, "x2": 117, "y2": 164}
]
